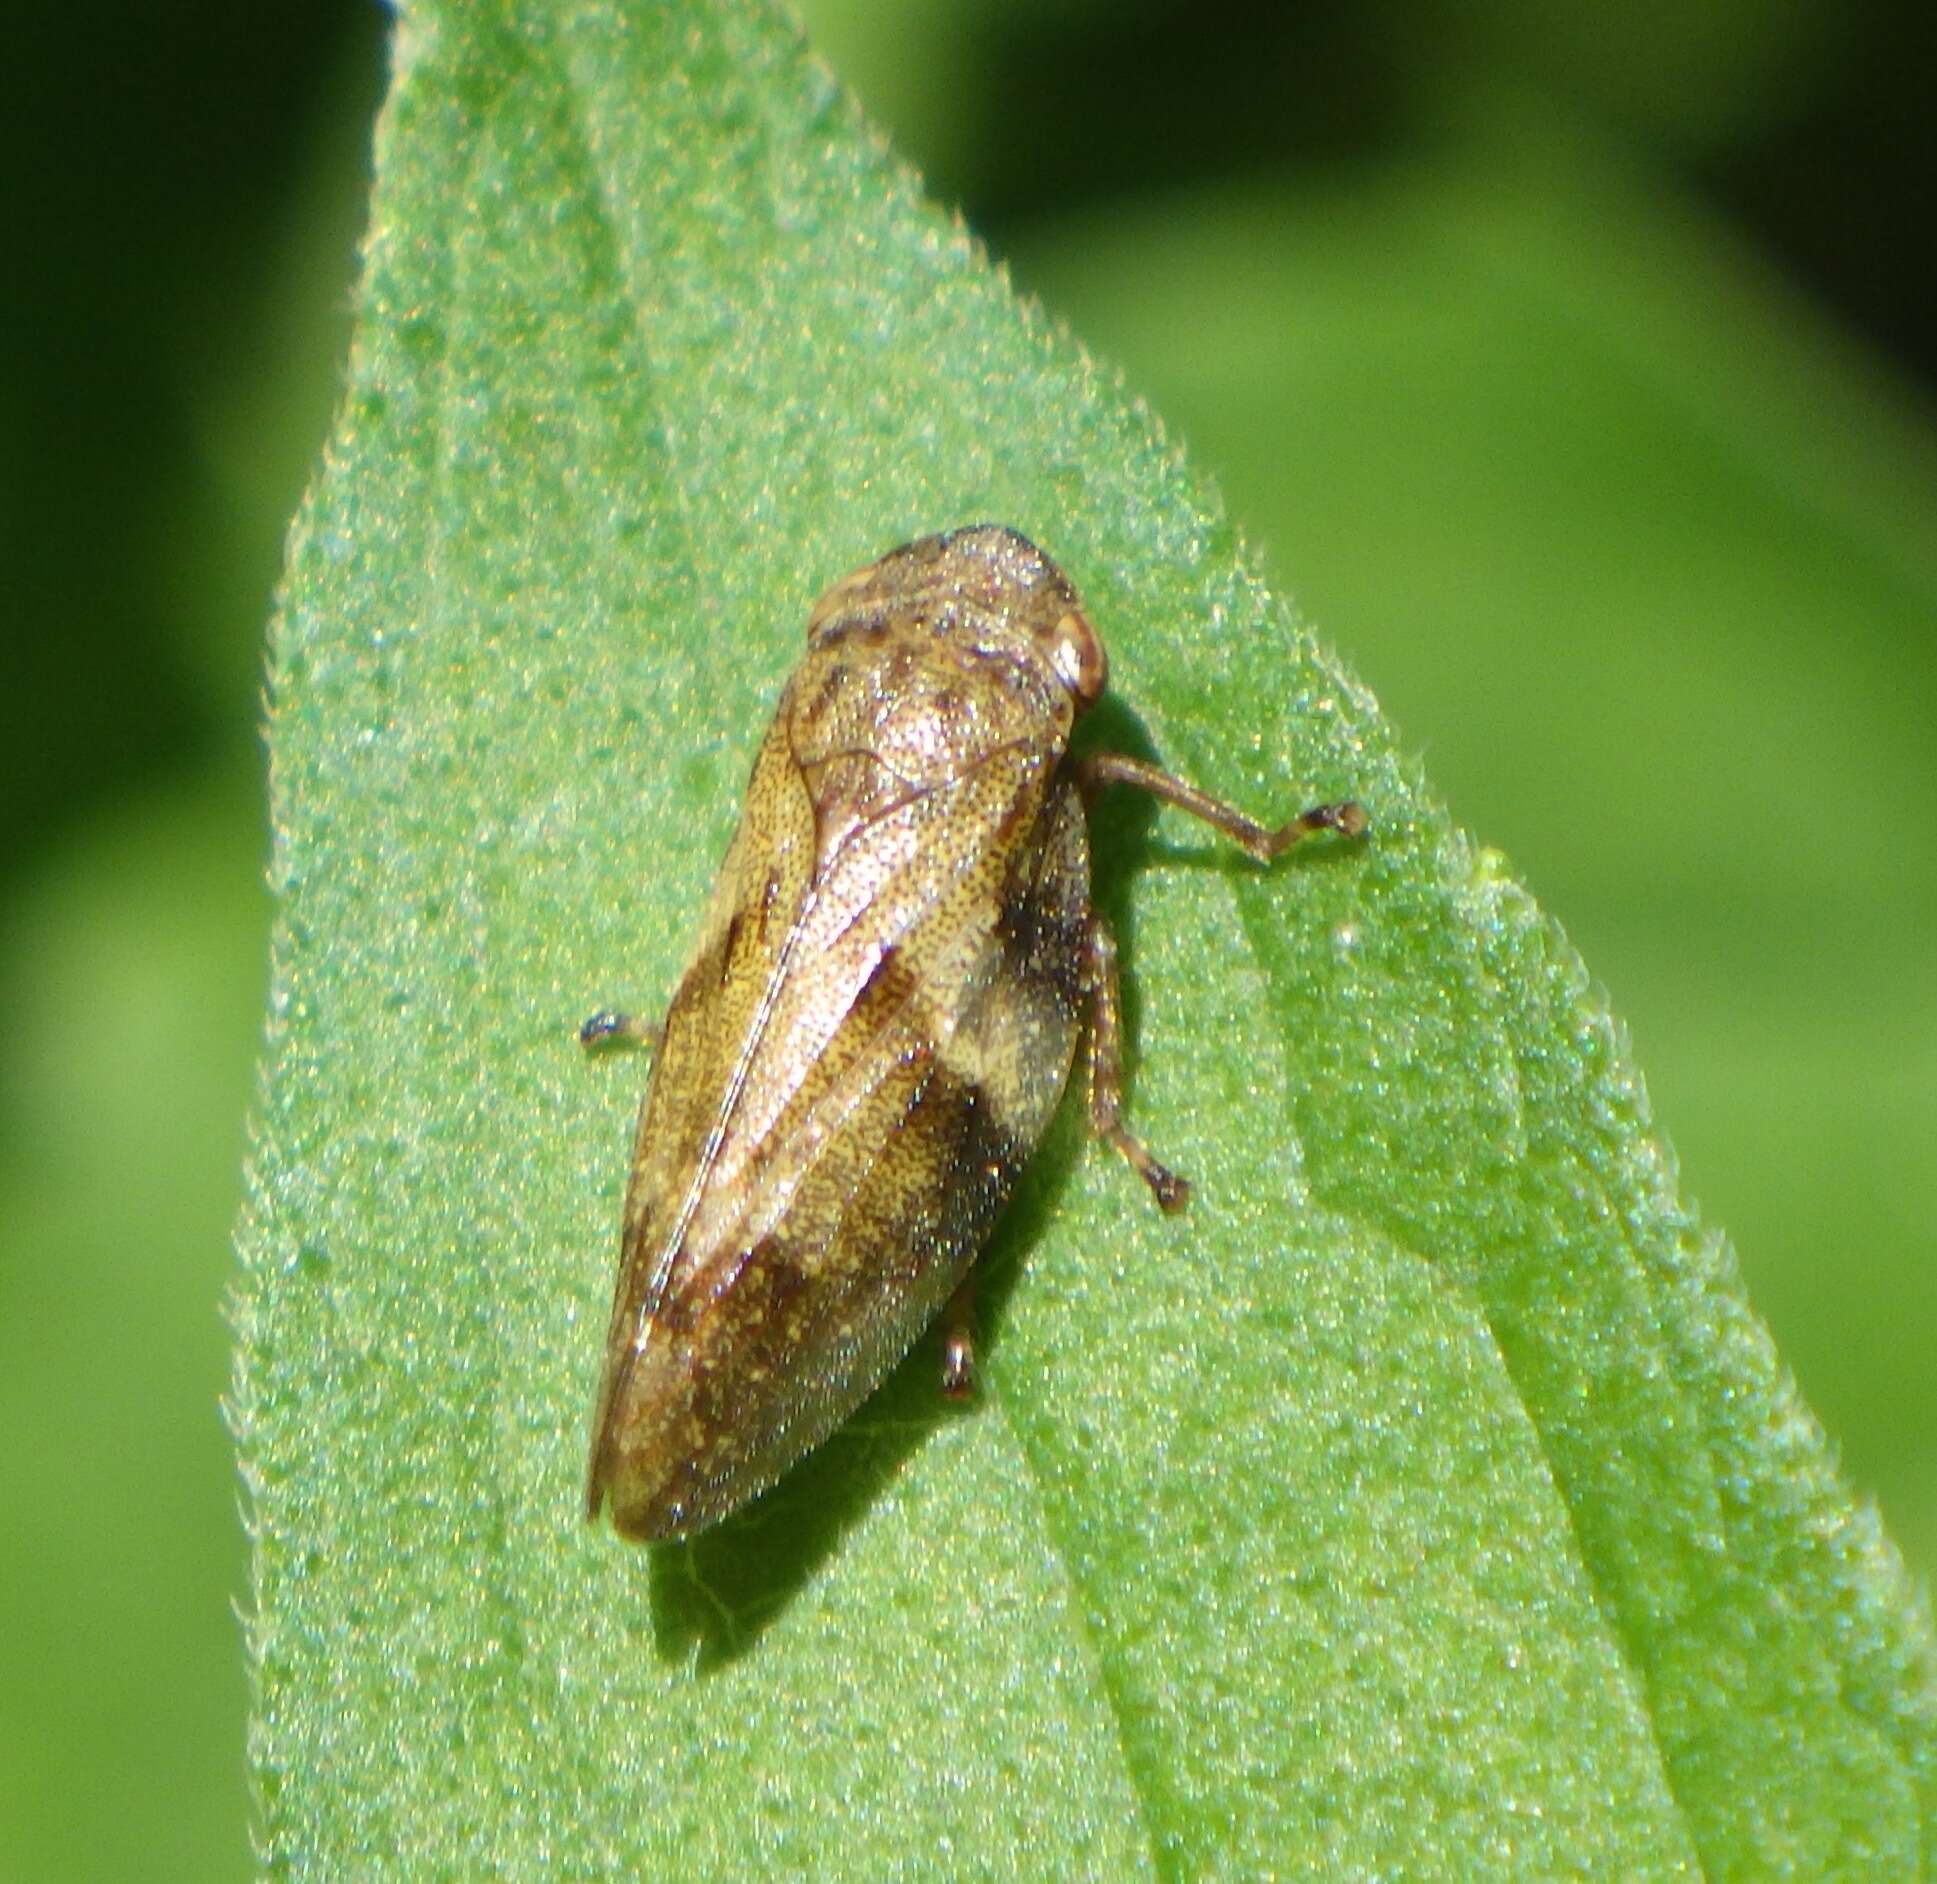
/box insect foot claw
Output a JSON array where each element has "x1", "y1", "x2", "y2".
[
  {"x1": 578, "y1": 1010, "x2": 657, "y2": 1052},
  {"x1": 940, "y1": 1277, "x2": 978, "y2": 1399},
  {"x1": 940, "y1": 1336, "x2": 977, "y2": 1401},
  {"x1": 1264, "y1": 799, "x2": 1367, "y2": 856},
  {"x1": 1148, "y1": 1165, "x2": 1191, "y2": 1213},
  {"x1": 1317, "y1": 799, "x2": 1368, "y2": 838}
]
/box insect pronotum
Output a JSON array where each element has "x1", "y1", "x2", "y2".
[{"x1": 583, "y1": 525, "x2": 1363, "y2": 1539}]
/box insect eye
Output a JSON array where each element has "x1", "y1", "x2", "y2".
[{"x1": 1045, "y1": 610, "x2": 1108, "y2": 709}]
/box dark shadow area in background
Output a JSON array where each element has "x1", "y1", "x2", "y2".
[
  {"x1": 948, "y1": 2, "x2": 1413, "y2": 215},
  {"x1": 939, "y1": 3, "x2": 1937, "y2": 418},
  {"x1": 0, "y1": 2, "x2": 389, "y2": 888},
  {"x1": 1695, "y1": 6, "x2": 1937, "y2": 382}
]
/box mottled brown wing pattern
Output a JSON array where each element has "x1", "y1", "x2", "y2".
[
  {"x1": 586, "y1": 632, "x2": 1082, "y2": 1537},
  {"x1": 620, "y1": 778, "x2": 1094, "y2": 1536},
  {"x1": 592, "y1": 786, "x2": 1092, "y2": 1533}
]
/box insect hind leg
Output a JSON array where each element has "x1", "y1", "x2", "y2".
[{"x1": 1081, "y1": 912, "x2": 1190, "y2": 1213}]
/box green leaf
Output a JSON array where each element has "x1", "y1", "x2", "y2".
[
  {"x1": 234, "y1": 2, "x2": 1937, "y2": 1874},
  {"x1": 1005, "y1": 133, "x2": 1937, "y2": 1594}
]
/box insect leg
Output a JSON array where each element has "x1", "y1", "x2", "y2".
[
  {"x1": 939, "y1": 1272, "x2": 978, "y2": 1400},
  {"x1": 1074, "y1": 752, "x2": 1363, "y2": 864},
  {"x1": 577, "y1": 1010, "x2": 661, "y2": 1053},
  {"x1": 1082, "y1": 912, "x2": 1191, "y2": 1213}
]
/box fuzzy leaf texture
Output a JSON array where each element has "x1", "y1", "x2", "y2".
[{"x1": 233, "y1": 1, "x2": 1937, "y2": 1876}]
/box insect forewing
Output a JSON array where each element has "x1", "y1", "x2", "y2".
[{"x1": 587, "y1": 614, "x2": 1084, "y2": 1539}]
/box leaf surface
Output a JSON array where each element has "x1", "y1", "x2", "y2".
[{"x1": 234, "y1": 3, "x2": 1937, "y2": 1874}]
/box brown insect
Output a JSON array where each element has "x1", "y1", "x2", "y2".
[{"x1": 582, "y1": 525, "x2": 1363, "y2": 1539}]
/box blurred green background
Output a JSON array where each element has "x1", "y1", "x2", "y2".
[{"x1": 2, "y1": 2, "x2": 1931, "y2": 1877}]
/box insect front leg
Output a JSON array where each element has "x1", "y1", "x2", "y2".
[
  {"x1": 1082, "y1": 911, "x2": 1191, "y2": 1214},
  {"x1": 1074, "y1": 752, "x2": 1363, "y2": 864},
  {"x1": 577, "y1": 1010, "x2": 661, "y2": 1054}
]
